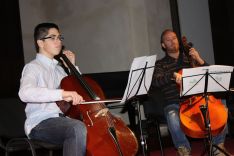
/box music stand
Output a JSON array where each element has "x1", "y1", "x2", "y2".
[
  {"x1": 180, "y1": 65, "x2": 234, "y2": 156},
  {"x1": 121, "y1": 55, "x2": 156, "y2": 156}
]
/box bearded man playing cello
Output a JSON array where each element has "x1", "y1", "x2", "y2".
[{"x1": 148, "y1": 29, "x2": 231, "y2": 156}]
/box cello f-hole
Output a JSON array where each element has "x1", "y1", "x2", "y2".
[{"x1": 86, "y1": 111, "x2": 93, "y2": 127}]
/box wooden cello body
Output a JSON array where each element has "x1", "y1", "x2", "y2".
[
  {"x1": 56, "y1": 54, "x2": 138, "y2": 156},
  {"x1": 179, "y1": 94, "x2": 228, "y2": 138}
]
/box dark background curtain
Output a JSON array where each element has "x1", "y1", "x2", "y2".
[
  {"x1": 209, "y1": 0, "x2": 234, "y2": 67},
  {"x1": 0, "y1": 0, "x2": 24, "y2": 98},
  {"x1": 209, "y1": 0, "x2": 234, "y2": 113}
]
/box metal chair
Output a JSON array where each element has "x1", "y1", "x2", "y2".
[
  {"x1": 142, "y1": 88, "x2": 171, "y2": 156},
  {"x1": 0, "y1": 98, "x2": 62, "y2": 156},
  {"x1": 142, "y1": 100, "x2": 168, "y2": 156}
]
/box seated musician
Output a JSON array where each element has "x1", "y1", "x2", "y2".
[
  {"x1": 148, "y1": 29, "x2": 231, "y2": 156},
  {"x1": 18, "y1": 22, "x2": 106, "y2": 156}
]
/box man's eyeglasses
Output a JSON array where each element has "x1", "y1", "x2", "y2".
[{"x1": 40, "y1": 35, "x2": 64, "y2": 41}]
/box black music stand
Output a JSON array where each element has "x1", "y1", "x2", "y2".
[
  {"x1": 180, "y1": 65, "x2": 233, "y2": 156},
  {"x1": 121, "y1": 55, "x2": 156, "y2": 156}
]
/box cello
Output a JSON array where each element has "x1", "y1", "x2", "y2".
[
  {"x1": 56, "y1": 53, "x2": 138, "y2": 156},
  {"x1": 178, "y1": 37, "x2": 228, "y2": 138}
]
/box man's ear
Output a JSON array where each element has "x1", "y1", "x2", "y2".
[
  {"x1": 161, "y1": 43, "x2": 165, "y2": 49},
  {"x1": 37, "y1": 40, "x2": 44, "y2": 49}
]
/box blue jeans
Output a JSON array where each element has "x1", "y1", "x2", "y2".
[
  {"x1": 29, "y1": 117, "x2": 87, "y2": 156},
  {"x1": 164, "y1": 103, "x2": 227, "y2": 150}
]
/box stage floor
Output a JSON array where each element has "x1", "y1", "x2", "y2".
[{"x1": 138, "y1": 137, "x2": 234, "y2": 156}]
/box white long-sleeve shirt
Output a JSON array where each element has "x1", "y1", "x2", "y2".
[{"x1": 19, "y1": 53, "x2": 67, "y2": 136}]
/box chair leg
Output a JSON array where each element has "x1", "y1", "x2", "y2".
[
  {"x1": 5, "y1": 151, "x2": 9, "y2": 156},
  {"x1": 49, "y1": 150, "x2": 53, "y2": 156},
  {"x1": 25, "y1": 139, "x2": 37, "y2": 156},
  {"x1": 5, "y1": 139, "x2": 37, "y2": 156},
  {"x1": 154, "y1": 120, "x2": 164, "y2": 156}
]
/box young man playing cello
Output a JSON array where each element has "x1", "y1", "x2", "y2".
[
  {"x1": 149, "y1": 29, "x2": 231, "y2": 156},
  {"x1": 19, "y1": 22, "x2": 87, "y2": 156}
]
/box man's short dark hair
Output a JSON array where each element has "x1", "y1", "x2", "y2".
[
  {"x1": 34, "y1": 22, "x2": 59, "y2": 52},
  {"x1": 160, "y1": 29, "x2": 175, "y2": 43}
]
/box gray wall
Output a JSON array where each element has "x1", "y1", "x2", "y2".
[
  {"x1": 19, "y1": 0, "x2": 172, "y2": 73},
  {"x1": 177, "y1": 0, "x2": 214, "y2": 64}
]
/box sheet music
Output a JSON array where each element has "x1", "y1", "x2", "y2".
[
  {"x1": 208, "y1": 65, "x2": 233, "y2": 92},
  {"x1": 181, "y1": 65, "x2": 233, "y2": 96},
  {"x1": 120, "y1": 55, "x2": 156, "y2": 103}
]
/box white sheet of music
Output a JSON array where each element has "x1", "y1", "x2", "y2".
[
  {"x1": 120, "y1": 55, "x2": 156, "y2": 103},
  {"x1": 181, "y1": 65, "x2": 233, "y2": 96}
]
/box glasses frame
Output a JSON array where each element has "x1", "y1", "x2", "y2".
[{"x1": 40, "y1": 35, "x2": 64, "y2": 41}]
